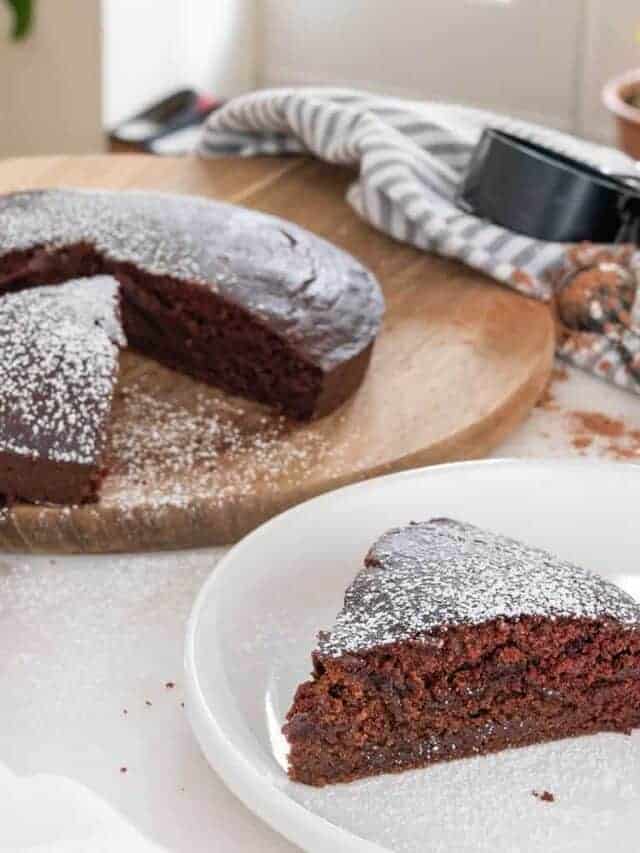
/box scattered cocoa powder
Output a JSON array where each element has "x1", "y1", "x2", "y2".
[
  {"x1": 606, "y1": 444, "x2": 640, "y2": 460},
  {"x1": 570, "y1": 411, "x2": 625, "y2": 438},
  {"x1": 571, "y1": 435, "x2": 593, "y2": 451},
  {"x1": 531, "y1": 365, "x2": 640, "y2": 460},
  {"x1": 567, "y1": 410, "x2": 640, "y2": 460}
]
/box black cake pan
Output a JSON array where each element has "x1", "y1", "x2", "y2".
[{"x1": 457, "y1": 128, "x2": 640, "y2": 244}]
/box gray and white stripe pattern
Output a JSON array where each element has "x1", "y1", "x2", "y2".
[{"x1": 200, "y1": 88, "x2": 640, "y2": 395}]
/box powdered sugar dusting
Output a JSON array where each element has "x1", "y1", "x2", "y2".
[
  {"x1": 0, "y1": 344, "x2": 357, "y2": 548},
  {"x1": 318, "y1": 518, "x2": 640, "y2": 657},
  {"x1": 102, "y1": 367, "x2": 339, "y2": 514},
  {"x1": 0, "y1": 188, "x2": 383, "y2": 369},
  {"x1": 0, "y1": 276, "x2": 124, "y2": 464},
  {"x1": 290, "y1": 730, "x2": 640, "y2": 852}
]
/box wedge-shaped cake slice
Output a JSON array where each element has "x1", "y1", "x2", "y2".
[
  {"x1": 0, "y1": 276, "x2": 125, "y2": 504},
  {"x1": 284, "y1": 518, "x2": 640, "y2": 785}
]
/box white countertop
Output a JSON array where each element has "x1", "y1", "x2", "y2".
[{"x1": 2, "y1": 360, "x2": 640, "y2": 853}]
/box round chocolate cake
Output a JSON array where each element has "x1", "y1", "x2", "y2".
[
  {"x1": 0, "y1": 188, "x2": 384, "y2": 505},
  {"x1": 0, "y1": 189, "x2": 384, "y2": 420}
]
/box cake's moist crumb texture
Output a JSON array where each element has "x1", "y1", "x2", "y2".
[
  {"x1": 0, "y1": 189, "x2": 384, "y2": 420},
  {"x1": 284, "y1": 519, "x2": 640, "y2": 786},
  {"x1": 0, "y1": 276, "x2": 125, "y2": 504}
]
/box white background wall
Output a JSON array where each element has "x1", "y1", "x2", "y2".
[
  {"x1": 1, "y1": 1, "x2": 640, "y2": 157},
  {"x1": 0, "y1": 0, "x2": 104, "y2": 156},
  {"x1": 580, "y1": 0, "x2": 640, "y2": 142},
  {"x1": 260, "y1": 0, "x2": 640, "y2": 144},
  {"x1": 101, "y1": 0, "x2": 258, "y2": 128}
]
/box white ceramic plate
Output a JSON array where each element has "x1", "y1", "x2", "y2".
[{"x1": 185, "y1": 460, "x2": 640, "y2": 853}]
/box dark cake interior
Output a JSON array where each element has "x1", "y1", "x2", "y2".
[
  {"x1": 0, "y1": 190, "x2": 384, "y2": 420},
  {"x1": 284, "y1": 519, "x2": 640, "y2": 786},
  {"x1": 0, "y1": 276, "x2": 125, "y2": 505}
]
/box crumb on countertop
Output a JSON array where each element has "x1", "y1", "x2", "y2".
[{"x1": 532, "y1": 789, "x2": 555, "y2": 803}]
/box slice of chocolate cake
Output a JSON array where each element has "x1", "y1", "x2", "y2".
[
  {"x1": 0, "y1": 276, "x2": 125, "y2": 504},
  {"x1": 284, "y1": 518, "x2": 640, "y2": 786},
  {"x1": 0, "y1": 189, "x2": 384, "y2": 419}
]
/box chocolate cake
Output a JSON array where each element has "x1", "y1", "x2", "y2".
[
  {"x1": 0, "y1": 276, "x2": 125, "y2": 504},
  {"x1": 284, "y1": 518, "x2": 640, "y2": 786},
  {"x1": 0, "y1": 189, "x2": 384, "y2": 420}
]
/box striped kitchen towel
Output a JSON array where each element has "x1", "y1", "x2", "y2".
[{"x1": 200, "y1": 87, "x2": 640, "y2": 394}]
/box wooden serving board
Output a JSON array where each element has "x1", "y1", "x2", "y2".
[{"x1": 0, "y1": 155, "x2": 554, "y2": 553}]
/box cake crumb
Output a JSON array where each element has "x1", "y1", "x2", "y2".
[
  {"x1": 532, "y1": 789, "x2": 555, "y2": 803},
  {"x1": 145, "y1": 700, "x2": 152, "y2": 707},
  {"x1": 120, "y1": 766, "x2": 128, "y2": 774},
  {"x1": 122, "y1": 708, "x2": 128, "y2": 716},
  {"x1": 165, "y1": 681, "x2": 175, "y2": 689}
]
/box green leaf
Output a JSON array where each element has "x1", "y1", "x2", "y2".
[{"x1": 4, "y1": 0, "x2": 33, "y2": 40}]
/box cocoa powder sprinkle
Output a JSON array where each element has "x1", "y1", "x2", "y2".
[
  {"x1": 571, "y1": 435, "x2": 593, "y2": 451},
  {"x1": 570, "y1": 411, "x2": 625, "y2": 439}
]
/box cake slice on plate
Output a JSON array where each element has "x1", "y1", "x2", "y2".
[
  {"x1": 284, "y1": 518, "x2": 640, "y2": 785},
  {"x1": 0, "y1": 276, "x2": 125, "y2": 505}
]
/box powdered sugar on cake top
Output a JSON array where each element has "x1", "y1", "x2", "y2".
[
  {"x1": 0, "y1": 276, "x2": 125, "y2": 465},
  {"x1": 318, "y1": 518, "x2": 640, "y2": 657},
  {"x1": 0, "y1": 189, "x2": 384, "y2": 369}
]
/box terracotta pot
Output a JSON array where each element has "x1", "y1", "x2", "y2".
[{"x1": 603, "y1": 69, "x2": 640, "y2": 160}]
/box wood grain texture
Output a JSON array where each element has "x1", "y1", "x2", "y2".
[{"x1": 0, "y1": 155, "x2": 554, "y2": 552}]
